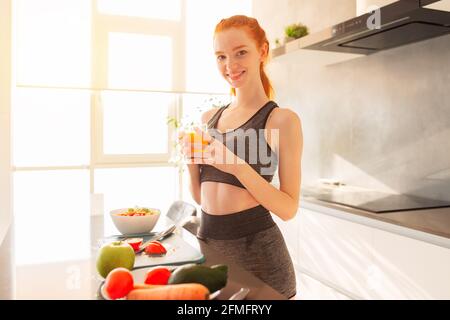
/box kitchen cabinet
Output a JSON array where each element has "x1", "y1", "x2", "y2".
[
  {"x1": 368, "y1": 228, "x2": 450, "y2": 299},
  {"x1": 294, "y1": 203, "x2": 450, "y2": 299},
  {"x1": 297, "y1": 272, "x2": 352, "y2": 300},
  {"x1": 298, "y1": 208, "x2": 374, "y2": 299},
  {"x1": 274, "y1": 211, "x2": 355, "y2": 300}
]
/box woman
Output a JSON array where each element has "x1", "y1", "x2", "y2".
[{"x1": 180, "y1": 15, "x2": 303, "y2": 299}]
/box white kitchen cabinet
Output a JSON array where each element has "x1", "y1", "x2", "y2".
[
  {"x1": 368, "y1": 228, "x2": 450, "y2": 299},
  {"x1": 298, "y1": 208, "x2": 374, "y2": 299},
  {"x1": 298, "y1": 204, "x2": 450, "y2": 300},
  {"x1": 296, "y1": 272, "x2": 352, "y2": 300}
]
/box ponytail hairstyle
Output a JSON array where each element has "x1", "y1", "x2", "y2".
[{"x1": 214, "y1": 15, "x2": 274, "y2": 100}]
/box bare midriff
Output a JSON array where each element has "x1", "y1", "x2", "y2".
[{"x1": 200, "y1": 181, "x2": 260, "y2": 215}]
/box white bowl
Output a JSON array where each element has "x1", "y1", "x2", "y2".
[{"x1": 110, "y1": 208, "x2": 161, "y2": 235}]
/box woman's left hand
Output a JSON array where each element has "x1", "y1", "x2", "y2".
[{"x1": 187, "y1": 127, "x2": 246, "y2": 176}]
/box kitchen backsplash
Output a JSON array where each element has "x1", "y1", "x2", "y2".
[{"x1": 255, "y1": 0, "x2": 450, "y2": 201}]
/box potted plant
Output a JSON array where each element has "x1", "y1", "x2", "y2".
[{"x1": 284, "y1": 23, "x2": 309, "y2": 44}]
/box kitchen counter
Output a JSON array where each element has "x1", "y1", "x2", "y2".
[
  {"x1": 0, "y1": 215, "x2": 286, "y2": 300},
  {"x1": 301, "y1": 192, "x2": 450, "y2": 248}
]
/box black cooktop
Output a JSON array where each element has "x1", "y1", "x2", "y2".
[{"x1": 314, "y1": 191, "x2": 450, "y2": 213}]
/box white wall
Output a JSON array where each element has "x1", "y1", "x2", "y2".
[{"x1": 0, "y1": 0, "x2": 13, "y2": 244}]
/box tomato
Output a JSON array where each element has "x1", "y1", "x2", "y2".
[
  {"x1": 104, "y1": 267, "x2": 134, "y2": 300},
  {"x1": 125, "y1": 238, "x2": 143, "y2": 251},
  {"x1": 144, "y1": 267, "x2": 172, "y2": 285},
  {"x1": 144, "y1": 241, "x2": 167, "y2": 256},
  {"x1": 151, "y1": 241, "x2": 164, "y2": 248}
]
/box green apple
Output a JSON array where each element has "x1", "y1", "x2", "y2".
[{"x1": 96, "y1": 241, "x2": 135, "y2": 278}]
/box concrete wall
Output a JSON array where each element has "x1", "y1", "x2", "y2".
[
  {"x1": 254, "y1": 0, "x2": 357, "y2": 47},
  {"x1": 254, "y1": 0, "x2": 450, "y2": 200}
]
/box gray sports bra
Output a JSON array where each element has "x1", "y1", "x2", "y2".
[{"x1": 199, "y1": 100, "x2": 279, "y2": 189}]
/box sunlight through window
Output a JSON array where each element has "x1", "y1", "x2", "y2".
[
  {"x1": 108, "y1": 32, "x2": 172, "y2": 90},
  {"x1": 102, "y1": 91, "x2": 172, "y2": 154},
  {"x1": 185, "y1": 0, "x2": 252, "y2": 93},
  {"x1": 97, "y1": 0, "x2": 181, "y2": 20},
  {"x1": 16, "y1": 0, "x2": 91, "y2": 86},
  {"x1": 13, "y1": 88, "x2": 90, "y2": 166},
  {"x1": 94, "y1": 167, "x2": 178, "y2": 235},
  {"x1": 181, "y1": 93, "x2": 231, "y2": 125},
  {"x1": 14, "y1": 170, "x2": 90, "y2": 265},
  {"x1": 11, "y1": 1, "x2": 249, "y2": 266}
]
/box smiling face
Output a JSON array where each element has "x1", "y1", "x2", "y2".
[{"x1": 214, "y1": 27, "x2": 267, "y2": 90}]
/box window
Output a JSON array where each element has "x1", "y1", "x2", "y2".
[
  {"x1": 13, "y1": 88, "x2": 90, "y2": 167},
  {"x1": 107, "y1": 33, "x2": 173, "y2": 90},
  {"x1": 181, "y1": 93, "x2": 231, "y2": 125},
  {"x1": 12, "y1": 1, "x2": 249, "y2": 241},
  {"x1": 94, "y1": 167, "x2": 178, "y2": 235},
  {"x1": 185, "y1": 0, "x2": 252, "y2": 93},
  {"x1": 97, "y1": 0, "x2": 181, "y2": 20},
  {"x1": 16, "y1": 0, "x2": 91, "y2": 87},
  {"x1": 101, "y1": 91, "x2": 173, "y2": 155},
  {"x1": 14, "y1": 170, "x2": 90, "y2": 265}
]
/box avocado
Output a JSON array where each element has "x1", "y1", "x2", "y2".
[
  {"x1": 211, "y1": 264, "x2": 228, "y2": 274},
  {"x1": 168, "y1": 264, "x2": 228, "y2": 293}
]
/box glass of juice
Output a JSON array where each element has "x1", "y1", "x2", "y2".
[{"x1": 178, "y1": 123, "x2": 209, "y2": 162}]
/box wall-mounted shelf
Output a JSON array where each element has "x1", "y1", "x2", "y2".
[{"x1": 270, "y1": 29, "x2": 365, "y2": 67}]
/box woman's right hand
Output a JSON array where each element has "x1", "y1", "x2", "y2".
[
  {"x1": 177, "y1": 129, "x2": 194, "y2": 160},
  {"x1": 178, "y1": 127, "x2": 211, "y2": 163}
]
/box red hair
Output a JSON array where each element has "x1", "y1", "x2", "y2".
[{"x1": 214, "y1": 15, "x2": 274, "y2": 100}]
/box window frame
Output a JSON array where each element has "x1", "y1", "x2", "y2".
[
  {"x1": 90, "y1": 0, "x2": 184, "y2": 165},
  {"x1": 91, "y1": 90, "x2": 179, "y2": 165},
  {"x1": 10, "y1": 0, "x2": 235, "y2": 205}
]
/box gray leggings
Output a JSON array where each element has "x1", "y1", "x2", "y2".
[{"x1": 198, "y1": 205, "x2": 297, "y2": 299}]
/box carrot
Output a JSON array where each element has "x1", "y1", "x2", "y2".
[
  {"x1": 133, "y1": 283, "x2": 163, "y2": 290},
  {"x1": 126, "y1": 283, "x2": 210, "y2": 300}
]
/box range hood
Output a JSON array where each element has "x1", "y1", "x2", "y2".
[{"x1": 305, "y1": 0, "x2": 450, "y2": 55}]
